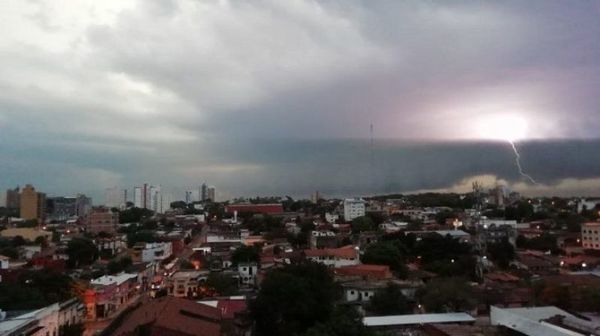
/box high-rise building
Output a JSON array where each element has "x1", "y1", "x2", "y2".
[
  {"x1": 207, "y1": 186, "x2": 216, "y2": 202},
  {"x1": 46, "y1": 196, "x2": 77, "y2": 221},
  {"x1": 201, "y1": 183, "x2": 208, "y2": 201},
  {"x1": 185, "y1": 191, "x2": 193, "y2": 204},
  {"x1": 105, "y1": 187, "x2": 128, "y2": 209},
  {"x1": 143, "y1": 183, "x2": 148, "y2": 209},
  {"x1": 5, "y1": 186, "x2": 20, "y2": 210},
  {"x1": 20, "y1": 184, "x2": 46, "y2": 222},
  {"x1": 133, "y1": 187, "x2": 143, "y2": 208},
  {"x1": 148, "y1": 185, "x2": 162, "y2": 213},
  {"x1": 75, "y1": 194, "x2": 92, "y2": 217}
]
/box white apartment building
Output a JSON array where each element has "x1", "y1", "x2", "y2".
[
  {"x1": 344, "y1": 198, "x2": 366, "y2": 221},
  {"x1": 105, "y1": 187, "x2": 127, "y2": 209},
  {"x1": 582, "y1": 222, "x2": 600, "y2": 250},
  {"x1": 131, "y1": 242, "x2": 173, "y2": 263},
  {"x1": 133, "y1": 187, "x2": 143, "y2": 208}
]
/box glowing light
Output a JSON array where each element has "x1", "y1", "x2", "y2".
[{"x1": 476, "y1": 114, "x2": 528, "y2": 142}]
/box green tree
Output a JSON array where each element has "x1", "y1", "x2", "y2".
[
  {"x1": 205, "y1": 273, "x2": 239, "y2": 296},
  {"x1": 66, "y1": 238, "x2": 99, "y2": 268},
  {"x1": 251, "y1": 263, "x2": 338, "y2": 336},
  {"x1": 170, "y1": 201, "x2": 187, "y2": 209},
  {"x1": 486, "y1": 238, "x2": 515, "y2": 269},
  {"x1": 361, "y1": 241, "x2": 407, "y2": 277},
  {"x1": 126, "y1": 231, "x2": 156, "y2": 248},
  {"x1": 34, "y1": 236, "x2": 48, "y2": 248},
  {"x1": 351, "y1": 216, "x2": 376, "y2": 233},
  {"x1": 12, "y1": 235, "x2": 27, "y2": 246},
  {"x1": 0, "y1": 270, "x2": 73, "y2": 310},
  {"x1": 231, "y1": 245, "x2": 261, "y2": 266},
  {"x1": 366, "y1": 283, "x2": 412, "y2": 316},
  {"x1": 119, "y1": 207, "x2": 154, "y2": 223},
  {"x1": 107, "y1": 256, "x2": 133, "y2": 274},
  {"x1": 417, "y1": 277, "x2": 476, "y2": 313}
]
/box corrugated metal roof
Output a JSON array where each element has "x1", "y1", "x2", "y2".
[{"x1": 363, "y1": 313, "x2": 475, "y2": 327}]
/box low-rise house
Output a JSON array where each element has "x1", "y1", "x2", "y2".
[
  {"x1": 379, "y1": 221, "x2": 408, "y2": 234},
  {"x1": 237, "y1": 262, "x2": 258, "y2": 287},
  {"x1": 0, "y1": 299, "x2": 85, "y2": 336},
  {"x1": 358, "y1": 232, "x2": 378, "y2": 249},
  {"x1": 130, "y1": 242, "x2": 173, "y2": 263},
  {"x1": 17, "y1": 245, "x2": 42, "y2": 260},
  {"x1": 478, "y1": 219, "x2": 518, "y2": 246},
  {"x1": 0, "y1": 256, "x2": 8, "y2": 270},
  {"x1": 304, "y1": 245, "x2": 359, "y2": 267},
  {"x1": 84, "y1": 273, "x2": 139, "y2": 320},
  {"x1": 513, "y1": 250, "x2": 558, "y2": 275},
  {"x1": 58, "y1": 298, "x2": 86, "y2": 329},
  {"x1": 559, "y1": 254, "x2": 600, "y2": 271},
  {"x1": 342, "y1": 280, "x2": 387, "y2": 303},
  {"x1": 0, "y1": 303, "x2": 60, "y2": 336},
  {"x1": 309, "y1": 230, "x2": 337, "y2": 249},
  {"x1": 96, "y1": 236, "x2": 127, "y2": 258},
  {"x1": 166, "y1": 270, "x2": 210, "y2": 298}
]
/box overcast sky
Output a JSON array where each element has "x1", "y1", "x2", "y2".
[{"x1": 1, "y1": 0, "x2": 600, "y2": 202}]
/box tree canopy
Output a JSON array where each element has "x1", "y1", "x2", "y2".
[
  {"x1": 417, "y1": 277, "x2": 476, "y2": 313},
  {"x1": 366, "y1": 283, "x2": 412, "y2": 316},
  {"x1": 351, "y1": 216, "x2": 376, "y2": 233},
  {"x1": 486, "y1": 238, "x2": 515, "y2": 269},
  {"x1": 250, "y1": 263, "x2": 338, "y2": 336},
  {"x1": 0, "y1": 270, "x2": 74, "y2": 310},
  {"x1": 231, "y1": 245, "x2": 261, "y2": 266},
  {"x1": 360, "y1": 241, "x2": 407, "y2": 277},
  {"x1": 118, "y1": 207, "x2": 154, "y2": 223},
  {"x1": 66, "y1": 237, "x2": 99, "y2": 268}
]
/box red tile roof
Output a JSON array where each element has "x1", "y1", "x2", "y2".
[
  {"x1": 485, "y1": 272, "x2": 520, "y2": 283},
  {"x1": 111, "y1": 296, "x2": 222, "y2": 336},
  {"x1": 304, "y1": 246, "x2": 358, "y2": 259},
  {"x1": 335, "y1": 264, "x2": 393, "y2": 280},
  {"x1": 217, "y1": 299, "x2": 247, "y2": 319}
]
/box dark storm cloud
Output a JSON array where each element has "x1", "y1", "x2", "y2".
[{"x1": 1, "y1": 1, "x2": 600, "y2": 201}]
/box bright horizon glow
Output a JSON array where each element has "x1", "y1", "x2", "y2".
[{"x1": 476, "y1": 114, "x2": 529, "y2": 142}]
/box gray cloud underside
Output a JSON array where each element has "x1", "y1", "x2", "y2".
[{"x1": 1, "y1": 1, "x2": 600, "y2": 200}]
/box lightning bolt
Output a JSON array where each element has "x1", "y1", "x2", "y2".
[{"x1": 509, "y1": 141, "x2": 537, "y2": 184}]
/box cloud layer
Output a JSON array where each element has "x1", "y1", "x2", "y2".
[{"x1": 1, "y1": 1, "x2": 600, "y2": 201}]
